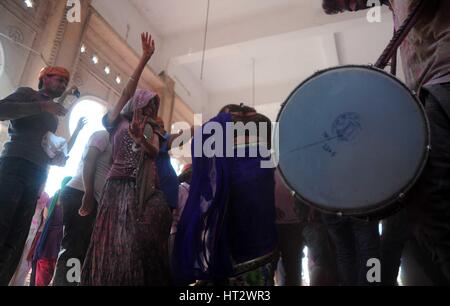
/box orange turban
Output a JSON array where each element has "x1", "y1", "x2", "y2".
[{"x1": 38, "y1": 66, "x2": 70, "y2": 81}]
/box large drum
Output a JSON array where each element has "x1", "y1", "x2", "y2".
[{"x1": 276, "y1": 65, "x2": 430, "y2": 219}]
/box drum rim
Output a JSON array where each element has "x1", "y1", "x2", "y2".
[{"x1": 275, "y1": 64, "x2": 431, "y2": 218}]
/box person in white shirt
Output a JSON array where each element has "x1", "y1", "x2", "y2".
[{"x1": 52, "y1": 130, "x2": 112, "y2": 286}]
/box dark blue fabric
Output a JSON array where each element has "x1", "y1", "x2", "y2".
[
  {"x1": 228, "y1": 155, "x2": 277, "y2": 263},
  {"x1": 172, "y1": 113, "x2": 277, "y2": 284},
  {"x1": 321, "y1": 214, "x2": 381, "y2": 286},
  {"x1": 156, "y1": 133, "x2": 179, "y2": 209},
  {"x1": 0, "y1": 157, "x2": 48, "y2": 285}
]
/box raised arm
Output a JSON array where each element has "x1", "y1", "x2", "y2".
[
  {"x1": 0, "y1": 90, "x2": 67, "y2": 121},
  {"x1": 67, "y1": 117, "x2": 87, "y2": 153},
  {"x1": 107, "y1": 33, "x2": 156, "y2": 124}
]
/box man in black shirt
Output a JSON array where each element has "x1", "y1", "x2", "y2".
[{"x1": 0, "y1": 66, "x2": 71, "y2": 285}]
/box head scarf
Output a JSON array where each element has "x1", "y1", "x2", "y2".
[
  {"x1": 38, "y1": 66, "x2": 70, "y2": 81},
  {"x1": 121, "y1": 89, "x2": 160, "y2": 120},
  {"x1": 120, "y1": 89, "x2": 160, "y2": 141}
]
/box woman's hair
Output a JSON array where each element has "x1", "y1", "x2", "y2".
[
  {"x1": 178, "y1": 167, "x2": 193, "y2": 185},
  {"x1": 322, "y1": 0, "x2": 369, "y2": 14},
  {"x1": 219, "y1": 103, "x2": 272, "y2": 149},
  {"x1": 219, "y1": 103, "x2": 256, "y2": 116},
  {"x1": 323, "y1": 0, "x2": 344, "y2": 14}
]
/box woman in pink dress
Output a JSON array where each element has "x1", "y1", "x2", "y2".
[{"x1": 81, "y1": 33, "x2": 172, "y2": 286}]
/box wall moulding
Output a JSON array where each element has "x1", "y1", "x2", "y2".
[{"x1": 1, "y1": 0, "x2": 55, "y2": 30}]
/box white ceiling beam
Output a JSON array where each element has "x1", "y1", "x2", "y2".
[
  {"x1": 168, "y1": 12, "x2": 391, "y2": 67},
  {"x1": 320, "y1": 33, "x2": 340, "y2": 67}
]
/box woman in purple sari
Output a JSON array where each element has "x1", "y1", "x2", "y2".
[
  {"x1": 81, "y1": 33, "x2": 172, "y2": 286},
  {"x1": 173, "y1": 104, "x2": 278, "y2": 286}
]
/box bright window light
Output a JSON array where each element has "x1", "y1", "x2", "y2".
[
  {"x1": 92, "y1": 54, "x2": 98, "y2": 64},
  {"x1": 24, "y1": 0, "x2": 33, "y2": 8},
  {"x1": 170, "y1": 158, "x2": 184, "y2": 176},
  {"x1": 302, "y1": 247, "x2": 310, "y2": 286},
  {"x1": 115, "y1": 76, "x2": 121, "y2": 84},
  {"x1": 80, "y1": 44, "x2": 86, "y2": 53},
  {"x1": 104, "y1": 66, "x2": 110, "y2": 75},
  {"x1": 45, "y1": 99, "x2": 107, "y2": 196}
]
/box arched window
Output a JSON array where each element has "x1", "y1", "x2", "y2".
[{"x1": 45, "y1": 97, "x2": 107, "y2": 196}]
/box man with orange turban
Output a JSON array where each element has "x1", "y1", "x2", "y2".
[{"x1": 0, "y1": 66, "x2": 73, "y2": 285}]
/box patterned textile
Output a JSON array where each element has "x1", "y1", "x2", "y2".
[{"x1": 81, "y1": 179, "x2": 172, "y2": 286}]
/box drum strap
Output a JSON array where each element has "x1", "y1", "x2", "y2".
[
  {"x1": 375, "y1": 0, "x2": 427, "y2": 71},
  {"x1": 390, "y1": 27, "x2": 397, "y2": 76}
]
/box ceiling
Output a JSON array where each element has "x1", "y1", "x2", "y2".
[
  {"x1": 129, "y1": 0, "x2": 323, "y2": 37},
  {"x1": 93, "y1": 0, "x2": 395, "y2": 116},
  {"x1": 182, "y1": 35, "x2": 327, "y2": 93}
]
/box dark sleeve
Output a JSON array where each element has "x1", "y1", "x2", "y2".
[{"x1": 0, "y1": 88, "x2": 43, "y2": 121}]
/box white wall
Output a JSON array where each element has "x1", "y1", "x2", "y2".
[
  {"x1": 167, "y1": 63, "x2": 208, "y2": 115},
  {"x1": 158, "y1": 7, "x2": 368, "y2": 70},
  {"x1": 0, "y1": 8, "x2": 39, "y2": 99},
  {"x1": 206, "y1": 12, "x2": 404, "y2": 124},
  {"x1": 207, "y1": 81, "x2": 300, "y2": 120},
  {"x1": 91, "y1": 3, "x2": 404, "y2": 125},
  {"x1": 91, "y1": 0, "x2": 166, "y2": 74}
]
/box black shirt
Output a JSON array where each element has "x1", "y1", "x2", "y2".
[{"x1": 0, "y1": 87, "x2": 58, "y2": 168}]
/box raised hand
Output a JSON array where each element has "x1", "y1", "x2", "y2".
[
  {"x1": 76, "y1": 117, "x2": 88, "y2": 131},
  {"x1": 128, "y1": 109, "x2": 149, "y2": 144},
  {"x1": 141, "y1": 32, "x2": 155, "y2": 61},
  {"x1": 107, "y1": 32, "x2": 155, "y2": 126}
]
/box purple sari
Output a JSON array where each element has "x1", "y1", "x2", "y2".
[{"x1": 173, "y1": 112, "x2": 277, "y2": 284}]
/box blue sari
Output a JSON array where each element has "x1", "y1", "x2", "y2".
[
  {"x1": 156, "y1": 132, "x2": 179, "y2": 209},
  {"x1": 172, "y1": 113, "x2": 277, "y2": 285}
]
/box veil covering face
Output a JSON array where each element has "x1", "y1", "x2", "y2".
[{"x1": 121, "y1": 89, "x2": 161, "y2": 139}]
